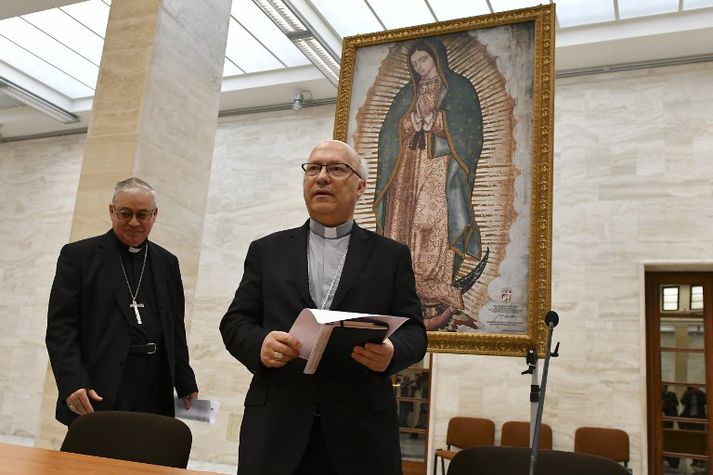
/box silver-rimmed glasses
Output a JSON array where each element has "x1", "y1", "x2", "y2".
[
  {"x1": 301, "y1": 162, "x2": 362, "y2": 179},
  {"x1": 111, "y1": 207, "x2": 155, "y2": 222}
]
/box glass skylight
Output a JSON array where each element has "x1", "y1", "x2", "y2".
[
  {"x1": 0, "y1": 16, "x2": 98, "y2": 96},
  {"x1": 223, "y1": 58, "x2": 244, "y2": 77},
  {"x1": 428, "y1": 0, "x2": 491, "y2": 21},
  {"x1": 232, "y1": 0, "x2": 309, "y2": 68},
  {"x1": 556, "y1": 0, "x2": 616, "y2": 27},
  {"x1": 225, "y1": 19, "x2": 284, "y2": 74},
  {"x1": 367, "y1": 0, "x2": 436, "y2": 30},
  {"x1": 0, "y1": 0, "x2": 709, "y2": 105},
  {"x1": 22, "y1": 8, "x2": 103, "y2": 65},
  {"x1": 489, "y1": 0, "x2": 551, "y2": 13},
  {"x1": 0, "y1": 34, "x2": 94, "y2": 98},
  {"x1": 310, "y1": 0, "x2": 384, "y2": 38},
  {"x1": 60, "y1": 0, "x2": 110, "y2": 39}
]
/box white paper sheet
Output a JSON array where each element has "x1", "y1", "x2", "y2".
[{"x1": 174, "y1": 398, "x2": 219, "y2": 424}]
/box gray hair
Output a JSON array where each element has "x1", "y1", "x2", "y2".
[
  {"x1": 112, "y1": 177, "x2": 157, "y2": 207},
  {"x1": 342, "y1": 143, "x2": 368, "y2": 181},
  {"x1": 311, "y1": 140, "x2": 369, "y2": 182},
  {"x1": 356, "y1": 155, "x2": 369, "y2": 182}
]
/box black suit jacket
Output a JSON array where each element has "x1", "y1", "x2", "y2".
[
  {"x1": 46, "y1": 230, "x2": 198, "y2": 425},
  {"x1": 220, "y1": 221, "x2": 427, "y2": 475}
]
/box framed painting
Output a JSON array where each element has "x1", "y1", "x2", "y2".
[{"x1": 333, "y1": 5, "x2": 555, "y2": 356}]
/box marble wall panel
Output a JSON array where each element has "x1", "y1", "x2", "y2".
[{"x1": 0, "y1": 134, "x2": 84, "y2": 442}]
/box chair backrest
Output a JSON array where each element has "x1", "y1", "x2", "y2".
[
  {"x1": 574, "y1": 426, "x2": 629, "y2": 464},
  {"x1": 501, "y1": 421, "x2": 553, "y2": 449},
  {"x1": 446, "y1": 417, "x2": 495, "y2": 449},
  {"x1": 448, "y1": 446, "x2": 630, "y2": 475},
  {"x1": 60, "y1": 411, "x2": 192, "y2": 468}
]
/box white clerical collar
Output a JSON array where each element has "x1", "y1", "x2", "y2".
[
  {"x1": 113, "y1": 231, "x2": 146, "y2": 254},
  {"x1": 309, "y1": 218, "x2": 353, "y2": 239}
]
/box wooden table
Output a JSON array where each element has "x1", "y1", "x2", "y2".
[{"x1": 0, "y1": 442, "x2": 220, "y2": 474}]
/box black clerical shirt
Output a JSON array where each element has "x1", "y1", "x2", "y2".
[{"x1": 114, "y1": 235, "x2": 162, "y2": 346}]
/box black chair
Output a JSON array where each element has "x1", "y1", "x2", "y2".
[
  {"x1": 447, "y1": 446, "x2": 631, "y2": 475},
  {"x1": 60, "y1": 411, "x2": 192, "y2": 468}
]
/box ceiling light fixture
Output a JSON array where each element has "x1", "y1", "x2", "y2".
[
  {"x1": 0, "y1": 78, "x2": 79, "y2": 124},
  {"x1": 292, "y1": 90, "x2": 312, "y2": 111},
  {"x1": 253, "y1": 0, "x2": 341, "y2": 86}
]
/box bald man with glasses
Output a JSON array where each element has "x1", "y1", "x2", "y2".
[
  {"x1": 46, "y1": 177, "x2": 198, "y2": 426},
  {"x1": 221, "y1": 140, "x2": 427, "y2": 475}
]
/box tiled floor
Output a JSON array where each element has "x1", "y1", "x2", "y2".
[{"x1": 400, "y1": 433, "x2": 427, "y2": 461}]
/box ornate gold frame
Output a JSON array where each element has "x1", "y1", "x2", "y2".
[{"x1": 333, "y1": 6, "x2": 555, "y2": 357}]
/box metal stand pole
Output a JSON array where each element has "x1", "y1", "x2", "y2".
[
  {"x1": 521, "y1": 349, "x2": 539, "y2": 447},
  {"x1": 528, "y1": 311, "x2": 560, "y2": 475}
]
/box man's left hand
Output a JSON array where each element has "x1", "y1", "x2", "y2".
[
  {"x1": 182, "y1": 391, "x2": 199, "y2": 410},
  {"x1": 352, "y1": 338, "x2": 394, "y2": 372}
]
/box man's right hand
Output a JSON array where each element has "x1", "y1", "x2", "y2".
[
  {"x1": 66, "y1": 388, "x2": 103, "y2": 416},
  {"x1": 260, "y1": 331, "x2": 301, "y2": 368}
]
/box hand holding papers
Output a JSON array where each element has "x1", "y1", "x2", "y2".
[
  {"x1": 173, "y1": 397, "x2": 219, "y2": 423},
  {"x1": 289, "y1": 309, "x2": 408, "y2": 375}
]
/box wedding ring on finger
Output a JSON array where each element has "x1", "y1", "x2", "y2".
[{"x1": 273, "y1": 351, "x2": 283, "y2": 360}]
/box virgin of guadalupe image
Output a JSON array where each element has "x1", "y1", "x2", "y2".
[{"x1": 373, "y1": 37, "x2": 488, "y2": 331}]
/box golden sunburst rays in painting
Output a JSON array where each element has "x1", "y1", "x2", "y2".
[{"x1": 352, "y1": 32, "x2": 517, "y2": 332}]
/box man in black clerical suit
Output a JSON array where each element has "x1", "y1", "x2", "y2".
[
  {"x1": 220, "y1": 140, "x2": 427, "y2": 475},
  {"x1": 46, "y1": 177, "x2": 198, "y2": 426}
]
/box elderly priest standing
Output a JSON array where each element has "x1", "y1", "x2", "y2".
[
  {"x1": 46, "y1": 177, "x2": 198, "y2": 426},
  {"x1": 220, "y1": 140, "x2": 427, "y2": 475}
]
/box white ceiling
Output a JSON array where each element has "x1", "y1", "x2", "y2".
[{"x1": 1, "y1": 0, "x2": 713, "y2": 140}]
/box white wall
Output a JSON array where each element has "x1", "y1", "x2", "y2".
[
  {"x1": 1, "y1": 60, "x2": 712, "y2": 473},
  {"x1": 0, "y1": 135, "x2": 83, "y2": 444}
]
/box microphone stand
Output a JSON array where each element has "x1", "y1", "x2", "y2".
[
  {"x1": 521, "y1": 349, "x2": 539, "y2": 447},
  {"x1": 527, "y1": 311, "x2": 560, "y2": 475}
]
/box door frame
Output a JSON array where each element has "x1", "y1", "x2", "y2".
[{"x1": 645, "y1": 271, "x2": 713, "y2": 474}]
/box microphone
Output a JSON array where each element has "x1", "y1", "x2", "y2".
[{"x1": 544, "y1": 310, "x2": 559, "y2": 328}]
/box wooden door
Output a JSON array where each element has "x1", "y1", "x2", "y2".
[{"x1": 646, "y1": 272, "x2": 713, "y2": 474}]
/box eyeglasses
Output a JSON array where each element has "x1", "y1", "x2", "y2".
[
  {"x1": 112, "y1": 207, "x2": 155, "y2": 222},
  {"x1": 301, "y1": 162, "x2": 362, "y2": 179}
]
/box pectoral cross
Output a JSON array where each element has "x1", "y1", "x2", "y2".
[{"x1": 130, "y1": 299, "x2": 144, "y2": 324}]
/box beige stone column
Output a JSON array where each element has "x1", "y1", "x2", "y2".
[{"x1": 37, "y1": 0, "x2": 231, "y2": 449}]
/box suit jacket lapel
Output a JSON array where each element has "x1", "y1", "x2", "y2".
[
  {"x1": 99, "y1": 231, "x2": 136, "y2": 327},
  {"x1": 288, "y1": 221, "x2": 316, "y2": 308},
  {"x1": 331, "y1": 223, "x2": 372, "y2": 309}
]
